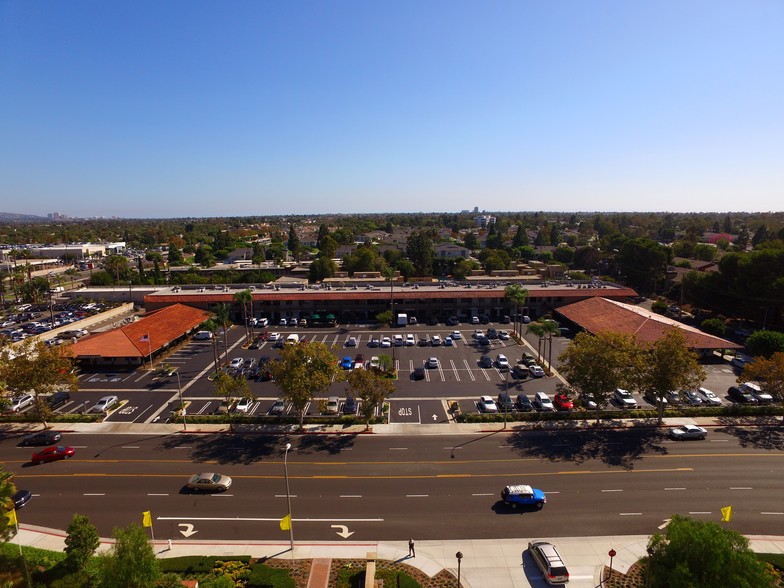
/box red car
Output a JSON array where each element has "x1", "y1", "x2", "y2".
[
  {"x1": 31, "y1": 445, "x2": 75, "y2": 464},
  {"x1": 553, "y1": 394, "x2": 574, "y2": 412}
]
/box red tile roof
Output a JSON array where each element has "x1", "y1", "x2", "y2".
[
  {"x1": 71, "y1": 304, "x2": 211, "y2": 359},
  {"x1": 556, "y1": 298, "x2": 741, "y2": 350}
]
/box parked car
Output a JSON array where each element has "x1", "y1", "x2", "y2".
[
  {"x1": 411, "y1": 367, "x2": 425, "y2": 381},
  {"x1": 487, "y1": 328, "x2": 498, "y2": 339},
  {"x1": 233, "y1": 397, "x2": 253, "y2": 413},
  {"x1": 343, "y1": 396, "x2": 357, "y2": 415},
  {"x1": 495, "y1": 354, "x2": 510, "y2": 369},
  {"x1": 682, "y1": 390, "x2": 703, "y2": 406},
  {"x1": 405, "y1": 334, "x2": 416, "y2": 346},
  {"x1": 731, "y1": 356, "x2": 750, "y2": 370},
  {"x1": 728, "y1": 386, "x2": 758, "y2": 404},
  {"x1": 269, "y1": 400, "x2": 286, "y2": 415},
  {"x1": 698, "y1": 387, "x2": 722, "y2": 406},
  {"x1": 528, "y1": 540, "x2": 569, "y2": 585},
  {"x1": 229, "y1": 357, "x2": 244, "y2": 369},
  {"x1": 533, "y1": 392, "x2": 554, "y2": 412},
  {"x1": 579, "y1": 393, "x2": 598, "y2": 410},
  {"x1": 479, "y1": 355, "x2": 493, "y2": 368},
  {"x1": 31, "y1": 445, "x2": 74, "y2": 464},
  {"x1": 741, "y1": 382, "x2": 773, "y2": 404},
  {"x1": 498, "y1": 330, "x2": 510, "y2": 340},
  {"x1": 614, "y1": 388, "x2": 637, "y2": 409},
  {"x1": 451, "y1": 330, "x2": 462, "y2": 339},
  {"x1": 529, "y1": 364, "x2": 545, "y2": 378},
  {"x1": 193, "y1": 330, "x2": 212, "y2": 340},
  {"x1": 553, "y1": 394, "x2": 574, "y2": 411},
  {"x1": 478, "y1": 396, "x2": 498, "y2": 413},
  {"x1": 325, "y1": 396, "x2": 340, "y2": 414},
  {"x1": 643, "y1": 391, "x2": 667, "y2": 406},
  {"x1": 430, "y1": 335, "x2": 442, "y2": 347},
  {"x1": 91, "y1": 395, "x2": 119, "y2": 413},
  {"x1": 511, "y1": 363, "x2": 529, "y2": 379},
  {"x1": 340, "y1": 356, "x2": 354, "y2": 370},
  {"x1": 502, "y1": 484, "x2": 546, "y2": 509},
  {"x1": 393, "y1": 334, "x2": 404, "y2": 346},
  {"x1": 368, "y1": 337, "x2": 380, "y2": 348},
  {"x1": 515, "y1": 394, "x2": 533, "y2": 412},
  {"x1": 268, "y1": 332, "x2": 281, "y2": 341},
  {"x1": 477, "y1": 336, "x2": 491, "y2": 346},
  {"x1": 22, "y1": 430, "x2": 62, "y2": 446},
  {"x1": 186, "y1": 472, "x2": 232, "y2": 492},
  {"x1": 418, "y1": 335, "x2": 430, "y2": 347},
  {"x1": 426, "y1": 357, "x2": 439, "y2": 369},
  {"x1": 444, "y1": 336, "x2": 454, "y2": 346},
  {"x1": 9, "y1": 394, "x2": 33, "y2": 412},
  {"x1": 497, "y1": 393, "x2": 515, "y2": 412},
  {"x1": 668, "y1": 424, "x2": 708, "y2": 440},
  {"x1": 665, "y1": 390, "x2": 683, "y2": 405},
  {"x1": 346, "y1": 336, "x2": 357, "y2": 347},
  {"x1": 522, "y1": 352, "x2": 537, "y2": 366},
  {"x1": 380, "y1": 336, "x2": 392, "y2": 348}
]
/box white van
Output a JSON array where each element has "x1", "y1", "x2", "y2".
[
  {"x1": 285, "y1": 333, "x2": 300, "y2": 345},
  {"x1": 257, "y1": 317, "x2": 269, "y2": 327}
]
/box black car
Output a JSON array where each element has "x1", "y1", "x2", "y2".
[
  {"x1": 515, "y1": 394, "x2": 533, "y2": 411},
  {"x1": 343, "y1": 396, "x2": 357, "y2": 415},
  {"x1": 728, "y1": 386, "x2": 758, "y2": 404},
  {"x1": 427, "y1": 316, "x2": 438, "y2": 326},
  {"x1": 486, "y1": 328, "x2": 498, "y2": 339},
  {"x1": 477, "y1": 336, "x2": 491, "y2": 346},
  {"x1": 22, "y1": 430, "x2": 62, "y2": 446},
  {"x1": 512, "y1": 364, "x2": 529, "y2": 379},
  {"x1": 46, "y1": 391, "x2": 71, "y2": 410},
  {"x1": 479, "y1": 355, "x2": 493, "y2": 368},
  {"x1": 479, "y1": 315, "x2": 490, "y2": 324},
  {"x1": 411, "y1": 367, "x2": 425, "y2": 381},
  {"x1": 12, "y1": 489, "x2": 32, "y2": 510},
  {"x1": 417, "y1": 335, "x2": 430, "y2": 347},
  {"x1": 500, "y1": 315, "x2": 511, "y2": 324},
  {"x1": 446, "y1": 316, "x2": 459, "y2": 326},
  {"x1": 497, "y1": 393, "x2": 515, "y2": 411}
]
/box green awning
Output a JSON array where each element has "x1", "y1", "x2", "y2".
[
  {"x1": 326, "y1": 313, "x2": 336, "y2": 319},
  {"x1": 311, "y1": 313, "x2": 321, "y2": 320}
]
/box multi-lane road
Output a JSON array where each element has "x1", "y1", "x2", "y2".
[{"x1": 4, "y1": 429, "x2": 783, "y2": 543}]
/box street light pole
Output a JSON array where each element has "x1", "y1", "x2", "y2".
[
  {"x1": 175, "y1": 371, "x2": 186, "y2": 431},
  {"x1": 283, "y1": 443, "x2": 294, "y2": 558},
  {"x1": 503, "y1": 371, "x2": 508, "y2": 429},
  {"x1": 455, "y1": 551, "x2": 463, "y2": 587}
]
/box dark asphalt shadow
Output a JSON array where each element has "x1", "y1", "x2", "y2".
[
  {"x1": 521, "y1": 549, "x2": 548, "y2": 587},
  {"x1": 156, "y1": 432, "x2": 280, "y2": 465},
  {"x1": 716, "y1": 416, "x2": 784, "y2": 450},
  {"x1": 491, "y1": 500, "x2": 543, "y2": 515},
  {"x1": 295, "y1": 433, "x2": 358, "y2": 455},
  {"x1": 506, "y1": 427, "x2": 669, "y2": 470}
]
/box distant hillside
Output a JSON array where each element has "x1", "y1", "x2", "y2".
[{"x1": 0, "y1": 212, "x2": 47, "y2": 222}]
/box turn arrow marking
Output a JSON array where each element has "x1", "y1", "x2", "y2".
[
  {"x1": 179, "y1": 523, "x2": 198, "y2": 537},
  {"x1": 658, "y1": 518, "x2": 671, "y2": 530},
  {"x1": 432, "y1": 414, "x2": 438, "y2": 421},
  {"x1": 331, "y1": 524, "x2": 355, "y2": 539}
]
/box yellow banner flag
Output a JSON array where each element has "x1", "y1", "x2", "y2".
[
  {"x1": 142, "y1": 511, "x2": 152, "y2": 528},
  {"x1": 5, "y1": 508, "x2": 17, "y2": 527},
  {"x1": 279, "y1": 514, "x2": 291, "y2": 531},
  {"x1": 721, "y1": 506, "x2": 732, "y2": 522}
]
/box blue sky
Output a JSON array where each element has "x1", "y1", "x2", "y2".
[{"x1": 1, "y1": 1, "x2": 782, "y2": 218}]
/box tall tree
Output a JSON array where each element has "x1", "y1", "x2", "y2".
[
  {"x1": 0, "y1": 338, "x2": 78, "y2": 427},
  {"x1": 233, "y1": 289, "x2": 253, "y2": 343},
  {"x1": 98, "y1": 523, "x2": 162, "y2": 588},
  {"x1": 0, "y1": 466, "x2": 16, "y2": 543},
  {"x1": 742, "y1": 352, "x2": 784, "y2": 401},
  {"x1": 405, "y1": 230, "x2": 434, "y2": 276},
  {"x1": 268, "y1": 341, "x2": 344, "y2": 429},
  {"x1": 647, "y1": 515, "x2": 776, "y2": 587},
  {"x1": 504, "y1": 284, "x2": 529, "y2": 338},
  {"x1": 64, "y1": 513, "x2": 100, "y2": 571},
  {"x1": 167, "y1": 243, "x2": 184, "y2": 266},
  {"x1": 214, "y1": 303, "x2": 231, "y2": 366},
  {"x1": 346, "y1": 368, "x2": 396, "y2": 430},
  {"x1": 287, "y1": 224, "x2": 301, "y2": 260}
]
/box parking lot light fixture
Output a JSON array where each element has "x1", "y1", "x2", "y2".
[{"x1": 456, "y1": 551, "x2": 463, "y2": 587}]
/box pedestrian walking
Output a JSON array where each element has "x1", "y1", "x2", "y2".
[{"x1": 408, "y1": 538, "x2": 415, "y2": 558}]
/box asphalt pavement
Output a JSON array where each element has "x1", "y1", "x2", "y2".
[{"x1": 7, "y1": 417, "x2": 784, "y2": 588}]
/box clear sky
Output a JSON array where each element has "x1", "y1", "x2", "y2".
[{"x1": 1, "y1": 1, "x2": 782, "y2": 218}]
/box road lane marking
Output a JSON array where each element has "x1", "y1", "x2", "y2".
[
  {"x1": 602, "y1": 489, "x2": 623, "y2": 492},
  {"x1": 471, "y1": 493, "x2": 494, "y2": 496},
  {"x1": 665, "y1": 488, "x2": 686, "y2": 491},
  {"x1": 619, "y1": 512, "x2": 641, "y2": 516},
  {"x1": 710, "y1": 439, "x2": 729, "y2": 442},
  {"x1": 158, "y1": 516, "x2": 384, "y2": 522},
  {"x1": 339, "y1": 495, "x2": 362, "y2": 498},
  {"x1": 84, "y1": 493, "x2": 105, "y2": 496},
  {"x1": 274, "y1": 495, "x2": 298, "y2": 498},
  {"x1": 761, "y1": 512, "x2": 784, "y2": 515},
  {"x1": 406, "y1": 494, "x2": 429, "y2": 498},
  {"x1": 689, "y1": 511, "x2": 712, "y2": 515},
  {"x1": 122, "y1": 446, "x2": 140, "y2": 449},
  {"x1": 730, "y1": 487, "x2": 753, "y2": 490},
  {"x1": 147, "y1": 493, "x2": 169, "y2": 496},
  {"x1": 389, "y1": 447, "x2": 408, "y2": 451}
]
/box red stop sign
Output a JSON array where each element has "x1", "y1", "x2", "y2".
[{"x1": 609, "y1": 549, "x2": 617, "y2": 557}]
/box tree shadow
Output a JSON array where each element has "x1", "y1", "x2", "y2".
[
  {"x1": 295, "y1": 433, "x2": 358, "y2": 455},
  {"x1": 715, "y1": 416, "x2": 784, "y2": 450},
  {"x1": 506, "y1": 427, "x2": 669, "y2": 470},
  {"x1": 154, "y1": 432, "x2": 280, "y2": 465}
]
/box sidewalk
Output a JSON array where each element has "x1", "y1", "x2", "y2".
[{"x1": 14, "y1": 524, "x2": 784, "y2": 588}]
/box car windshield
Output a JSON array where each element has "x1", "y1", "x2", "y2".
[{"x1": 210, "y1": 474, "x2": 221, "y2": 482}]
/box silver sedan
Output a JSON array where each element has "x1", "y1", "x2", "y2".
[
  {"x1": 186, "y1": 473, "x2": 232, "y2": 492},
  {"x1": 668, "y1": 425, "x2": 708, "y2": 440}
]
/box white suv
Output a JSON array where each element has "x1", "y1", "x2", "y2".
[{"x1": 614, "y1": 388, "x2": 637, "y2": 409}]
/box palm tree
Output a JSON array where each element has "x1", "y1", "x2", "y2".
[
  {"x1": 214, "y1": 303, "x2": 232, "y2": 367},
  {"x1": 526, "y1": 321, "x2": 547, "y2": 364},
  {"x1": 504, "y1": 284, "x2": 529, "y2": 338},
  {"x1": 541, "y1": 319, "x2": 561, "y2": 375},
  {"x1": 203, "y1": 318, "x2": 221, "y2": 373},
  {"x1": 233, "y1": 289, "x2": 253, "y2": 344}
]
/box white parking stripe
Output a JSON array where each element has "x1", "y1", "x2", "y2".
[{"x1": 450, "y1": 359, "x2": 461, "y2": 381}]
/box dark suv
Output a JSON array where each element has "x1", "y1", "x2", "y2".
[
  {"x1": 497, "y1": 393, "x2": 515, "y2": 412},
  {"x1": 515, "y1": 394, "x2": 533, "y2": 412},
  {"x1": 47, "y1": 391, "x2": 71, "y2": 410},
  {"x1": 418, "y1": 335, "x2": 430, "y2": 347}
]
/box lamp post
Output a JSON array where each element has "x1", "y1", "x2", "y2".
[
  {"x1": 283, "y1": 443, "x2": 294, "y2": 558},
  {"x1": 175, "y1": 371, "x2": 187, "y2": 431},
  {"x1": 503, "y1": 370, "x2": 508, "y2": 429},
  {"x1": 455, "y1": 551, "x2": 463, "y2": 587},
  {"x1": 606, "y1": 548, "x2": 616, "y2": 586},
  {"x1": 128, "y1": 280, "x2": 132, "y2": 304}
]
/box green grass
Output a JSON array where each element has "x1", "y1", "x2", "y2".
[{"x1": 159, "y1": 555, "x2": 252, "y2": 573}]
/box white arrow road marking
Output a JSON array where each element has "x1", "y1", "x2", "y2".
[
  {"x1": 179, "y1": 524, "x2": 198, "y2": 537},
  {"x1": 432, "y1": 414, "x2": 438, "y2": 421},
  {"x1": 658, "y1": 518, "x2": 672, "y2": 529},
  {"x1": 331, "y1": 525, "x2": 355, "y2": 539}
]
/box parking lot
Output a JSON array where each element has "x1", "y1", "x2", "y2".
[{"x1": 11, "y1": 322, "x2": 757, "y2": 425}]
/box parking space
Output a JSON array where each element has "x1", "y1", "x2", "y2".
[{"x1": 389, "y1": 399, "x2": 449, "y2": 424}]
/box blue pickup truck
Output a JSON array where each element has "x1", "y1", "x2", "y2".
[{"x1": 501, "y1": 485, "x2": 546, "y2": 509}]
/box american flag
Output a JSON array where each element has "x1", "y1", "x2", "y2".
[{"x1": 139, "y1": 334, "x2": 150, "y2": 343}]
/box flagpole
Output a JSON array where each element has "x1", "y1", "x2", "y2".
[{"x1": 284, "y1": 443, "x2": 294, "y2": 559}]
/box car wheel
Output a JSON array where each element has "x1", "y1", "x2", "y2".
[
  {"x1": 536, "y1": 502, "x2": 544, "y2": 509},
  {"x1": 34, "y1": 460, "x2": 42, "y2": 465},
  {"x1": 218, "y1": 486, "x2": 227, "y2": 492},
  {"x1": 65, "y1": 454, "x2": 71, "y2": 459}
]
